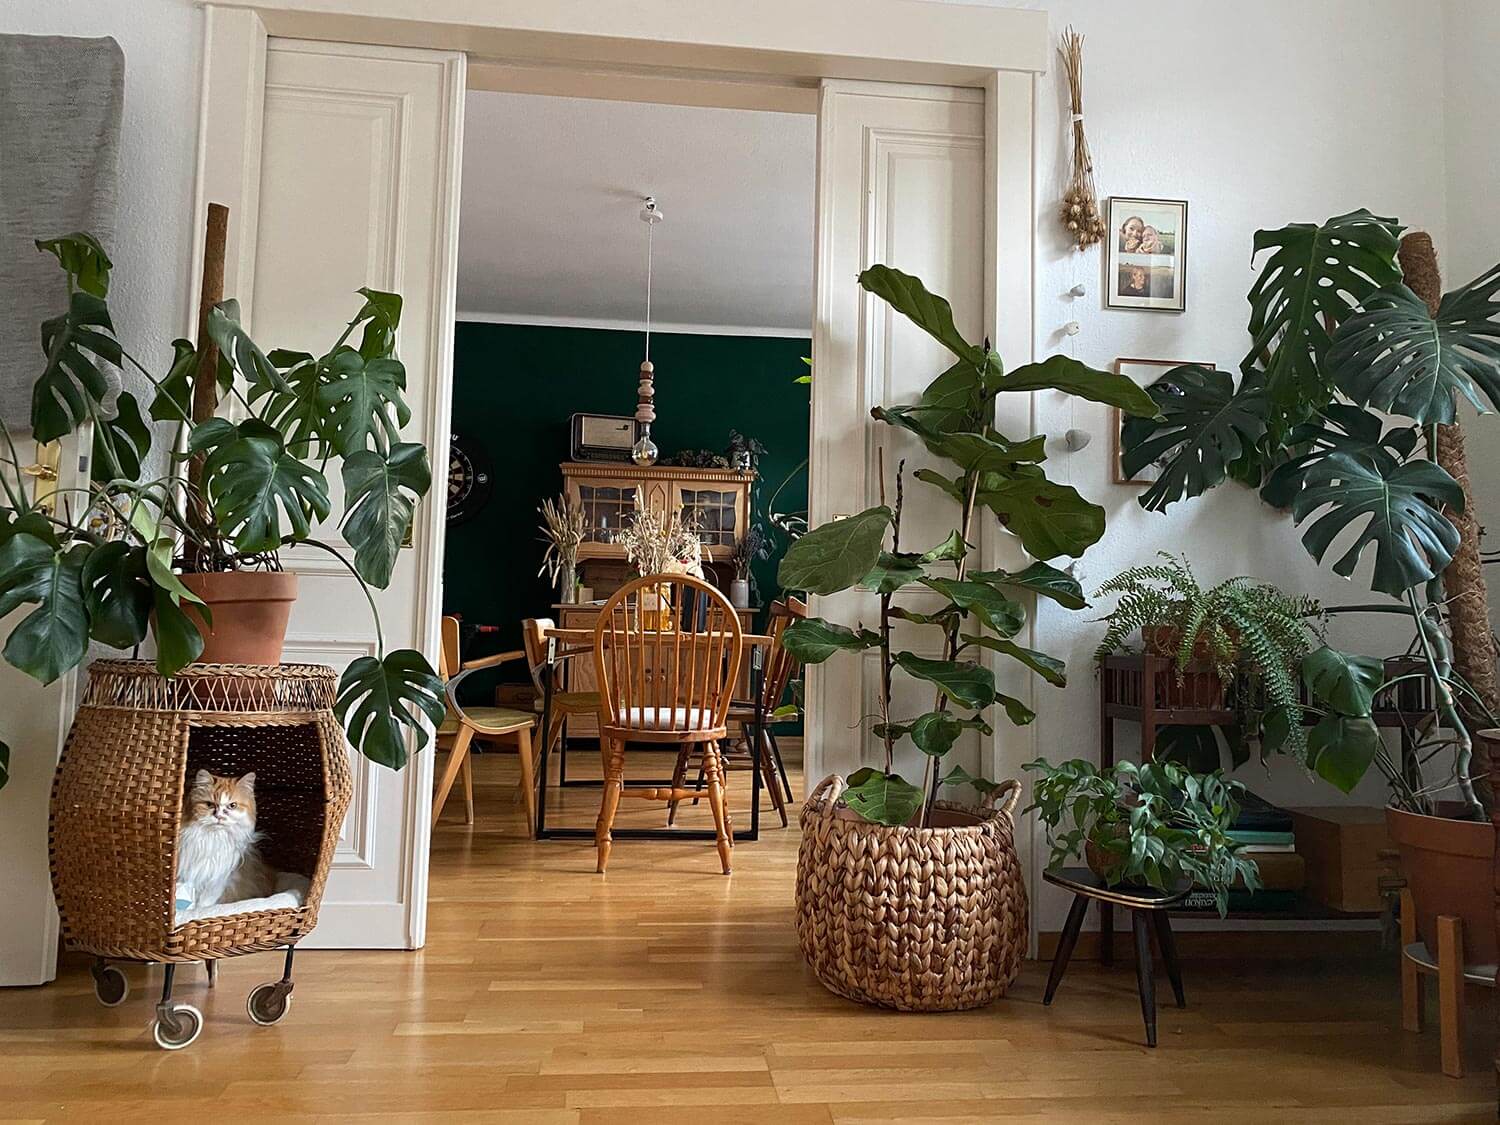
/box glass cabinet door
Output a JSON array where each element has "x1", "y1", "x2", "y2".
[
  {"x1": 577, "y1": 482, "x2": 640, "y2": 544},
  {"x1": 678, "y1": 488, "x2": 739, "y2": 547}
]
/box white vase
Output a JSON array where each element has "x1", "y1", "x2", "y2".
[{"x1": 730, "y1": 578, "x2": 751, "y2": 609}]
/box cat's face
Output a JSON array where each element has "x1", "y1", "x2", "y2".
[{"x1": 185, "y1": 770, "x2": 257, "y2": 830}]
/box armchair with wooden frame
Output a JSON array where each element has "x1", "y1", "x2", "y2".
[
  {"x1": 521, "y1": 617, "x2": 599, "y2": 789},
  {"x1": 432, "y1": 616, "x2": 541, "y2": 833}
]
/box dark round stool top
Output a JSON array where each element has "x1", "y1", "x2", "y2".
[{"x1": 1043, "y1": 866, "x2": 1191, "y2": 909}]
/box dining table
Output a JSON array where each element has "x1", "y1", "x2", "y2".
[{"x1": 532, "y1": 625, "x2": 776, "y2": 842}]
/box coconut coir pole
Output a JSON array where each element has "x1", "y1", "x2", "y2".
[{"x1": 185, "y1": 203, "x2": 228, "y2": 569}]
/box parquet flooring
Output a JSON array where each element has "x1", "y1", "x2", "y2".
[{"x1": 3, "y1": 750, "x2": 1493, "y2": 1122}]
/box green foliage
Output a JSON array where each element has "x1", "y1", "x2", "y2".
[
  {"x1": 1302, "y1": 646, "x2": 1385, "y2": 716},
  {"x1": 781, "y1": 618, "x2": 881, "y2": 664},
  {"x1": 0, "y1": 534, "x2": 91, "y2": 685},
  {"x1": 341, "y1": 442, "x2": 432, "y2": 589},
  {"x1": 334, "y1": 652, "x2": 448, "y2": 770},
  {"x1": 0, "y1": 739, "x2": 8, "y2": 792},
  {"x1": 1024, "y1": 757, "x2": 1262, "y2": 917},
  {"x1": 777, "y1": 506, "x2": 891, "y2": 595},
  {"x1": 32, "y1": 290, "x2": 121, "y2": 443},
  {"x1": 842, "y1": 767, "x2": 925, "y2": 827},
  {"x1": 35, "y1": 232, "x2": 112, "y2": 298},
  {"x1": 200, "y1": 419, "x2": 333, "y2": 552}
]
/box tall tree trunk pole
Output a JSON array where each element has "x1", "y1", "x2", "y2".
[{"x1": 1400, "y1": 233, "x2": 1499, "y2": 805}]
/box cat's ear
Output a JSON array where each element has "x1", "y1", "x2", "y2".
[
  {"x1": 194, "y1": 769, "x2": 213, "y2": 787},
  {"x1": 239, "y1": 771, "x2": 256, "y2": 791}
]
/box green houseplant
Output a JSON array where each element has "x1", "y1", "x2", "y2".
[
  {"x1": 779, "y1": 265, "x2": 1160, "y2": 827},
  {"x1": 0, "y1": 233, "x2": 445, "y2": 778},
  {"x1": 1024, "y1": 757, "x2": 1262, "y2": 917}
]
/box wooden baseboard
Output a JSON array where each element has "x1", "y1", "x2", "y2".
[{"x1": 1038, "y1": 928, "x2": 1385, "y2": 961}]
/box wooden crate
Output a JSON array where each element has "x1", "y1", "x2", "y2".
[{"x1": 1287, "y1": 806, "x2": 1395, "y2": 913}]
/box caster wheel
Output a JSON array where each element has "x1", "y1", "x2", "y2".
[
  {"x1": 92, "y1": 964, "x2": 129, "y2": 1007},
  {"x1": 247, "y1": 982, "x2": 292, "y2": 1026},
  {"x1": 152, "y1": 1003, "x2": 203, "y2": 1050}
]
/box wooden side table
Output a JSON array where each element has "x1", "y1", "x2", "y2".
[{"x1": 1043, "y1": 867, "x2": 1190, "y2": 1047}]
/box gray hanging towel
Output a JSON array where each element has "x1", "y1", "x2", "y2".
[{"x1": 0, "y1": 34, "x2": 125, "y2": 429}]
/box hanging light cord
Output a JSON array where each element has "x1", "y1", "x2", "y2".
[{"x1": 644, "y1": 214, "x2": 654, "y2": 364}]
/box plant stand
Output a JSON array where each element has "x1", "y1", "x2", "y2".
[{"x1": 1042, "y1": 867, "x2": 1190, "y2": 1047}]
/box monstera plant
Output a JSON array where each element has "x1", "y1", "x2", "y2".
[
  {"x1": 1120, "y1": 210, "x2": 1500, "y2": 818},
  {"x1": 0, "y1": 233, "x2": 444, "y2": 785},
  {"x1": 777, "y1": 265, "x2": 1160, "y2": 826}
]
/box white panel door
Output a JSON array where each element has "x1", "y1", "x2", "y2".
[
  {"x1": 200, "y1": 35, "x2": 464, "y2": 948},
  {"x1": 807, "y1": 82, "x2": 986, "y2": 790}
]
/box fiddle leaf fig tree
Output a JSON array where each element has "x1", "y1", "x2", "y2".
[
  {"x1": 1120, "y1": 212, "x2": 1500, "y2": 817},
  {"x1": 779, "y1": 265, "x2": 1160, "y2": 826},
  {"x1": 0, "y1": 232, "x2": 445, "y2": 786}
]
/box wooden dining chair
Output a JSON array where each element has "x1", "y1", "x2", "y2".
[
  {"x1": 670, "y1": 596, "x2": 806, "y2": 828},
  {"x1": 521, "y1": 617, "x2": 600, "y2": 786},
  {"x1": 432, "y1": 616, "x2": 541, "y2": 833},
  {"x1": 593, "y1": 574, "x2": 743, "y2": 874}
]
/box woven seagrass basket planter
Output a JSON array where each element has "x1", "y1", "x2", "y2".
[
  {"x1": 50, "y1": 660, "x2": 352, "y2": 962},
  {"x1": 794, "y1": 773, "x2": 1028, "y2": 1012}
]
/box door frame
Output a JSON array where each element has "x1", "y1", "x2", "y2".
[{"x1": 192, "y1": 0, "x2": 1047, "y2": 949}]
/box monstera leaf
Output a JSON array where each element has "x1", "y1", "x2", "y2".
[
  {"x1": 1121, "y1": 365, "x2": 1269, "y2": 512},
  {"x1": 842, "y1": 767, "x2": 924, "y2": 827},
  {"x1": 1290, "y1": 452, "x2": 1463, "y2": 596},
  {"x1": 1306, "y1": 713, "x2": 1381, "y2": 793},
  {"x1": 1244, "y1": 210, "x2": 1404, "y2": 421},
  {"x1": 1302, "y1": 646, "x2": 1385, "y2": 717},
  {"x1": 252, "y1": 349, "x2": 328, "y2": 456},
  {"x1": 994, "y1": 354, "x2": 1161, "y2": 417},
  {"x1": 781, "y1": 618, "x2": 881, "y2": 664},
  {"x1": 1259, "y1": 403, "x2": 1419, "y2": 510},
  {"x1": 975, "y1": 474, "x2": 1104, "y2": 559},
  {"x1": 35, "y1": 232, "x2": 112, "y2": 298},
  {"x1": 148, "y1": 338, "x2": 206, "y2": 423},
  {"x1": 1331, "y1": 264, "x2": 1500, "y2": 425},
  {"x1": 80, "y1": 541, "x2": 153, "y2": 648},
  {"x1": 968, "y1": 561, "x2": 1086, "y2": 610},
  {"x1": 778, "y1": 505, "x2": 891, "y2": 594},
  {"x1": 317, "y1": 349, "x2": 411, "y2": 456},
  {"x1": 32, "y1": 290, "x2": 121, "y2": 442},
  {"x1": 919, "y1": 576, "x2": 1025, "y2": 636},
  {"x1": 202, "y1": 419, "x2": 333, "y2": 552},
  {"x1": 91, "y1": 391, "x2": 151, "y2": 482},
  {"x1": 341, "y1": 442, "x2": 432, "y2": 589},
  {"x1": 857, "y1": 264, "x2": 987, "y2": 369},
  {"x1": 335, "y1": 649, "x2": 447, "y2": 768},
  {"x1": 0, "y1": 534, "x2": 91, "y2": 684},
  {"x1": 208, "y1": 299, "x2": 290, "y2": 394},
  {"x1": 351, "y1": 287, "x2": 403, "y2": 360},
  {"x1": 894, "y1": 652, "x2": 996, "y2": 709}
]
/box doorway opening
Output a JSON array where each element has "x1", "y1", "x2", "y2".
[{"x1": 432, "y1": 81, "x2": 816, "y2": 848}]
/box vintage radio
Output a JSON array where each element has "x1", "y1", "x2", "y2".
[{"x1": 570, "y1": 413, "x2": 638, "y2": 462}]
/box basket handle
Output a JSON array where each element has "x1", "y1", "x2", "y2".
[
  {"x1": 985, "y1": 778, "x2": 1022, "y2": 818},
  {"x1": 807, "y1": 772, "x2": 844, "y2": 811}
]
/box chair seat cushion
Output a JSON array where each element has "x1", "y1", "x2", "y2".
[
  {"x1": 618, "y1": 705, "x2": 712, "y2": 730},
  {"x1": 443, "y1": 705, "x2": 535, "y2": 736}
]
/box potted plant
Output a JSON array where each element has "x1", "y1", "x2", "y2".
[
  {"x1": 728, "y1": 523, "x2": 765, "y2": 609},
  {"x1": 1024, "y1": 757, "x2": 1262, "y2": 917},
  {"x1": 1119, "y1": 212, "x2": 1500, "y2": 963},
  {"x1": 537, "y1": 493, "x2": 585, "y2": 604},
  {"x1": 0, "y1": 232, "x2": 445, "y2": 774},
  {"x1": 1093, "y1": 553, "x2": 1320, "y2": 719},
  {"x1": 780, "y1": 264, "x2": 1160, "y2": 1010}
]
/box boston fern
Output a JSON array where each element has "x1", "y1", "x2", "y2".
[
  {"x1": 1119, "y1": 210, "x2": 1500, "y2": 815},
  {"x1": 776, "y1": 265, "x2": 1160, "y2": 827},
  {"x1": 0, "y1": 233, "x2": 444, "y2": 777}
]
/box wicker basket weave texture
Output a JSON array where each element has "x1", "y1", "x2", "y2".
[
  {"x1": 49, "y1": 661, "x2": 352, "y2": 962},
  {"x1": 794, "y1": 774, "x2": 1028, "y2": 1012}
]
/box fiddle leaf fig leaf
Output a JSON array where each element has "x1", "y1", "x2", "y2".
[
  {"x1": 857, "y1": 264, "x2": 985, "y2": 368},
  {"x1": 910, "y1": 710, "x2": 964, "y2": 756},
  {"x1": 91, "y1": 391, "x2": 150, "y2": 483},
  {"x1": 894, "y1": 652, "x2": 996, "y2": 710},
  {"x1": 941, "y1": 764, "x2": 1006, "y2": 800},
  {"x1": 0, "y1": 536, "x2": 91, "y2": 685},
  {"x1": 778, "y1": 505, "x2": 891, "y2": 594},
  {"x1": 842, "y1": 767, "x2": 924, "y2": 827},
  {"x1": 969, "y1": 561, "x2": 1086, "y2": 610},
  {"x1": 995, "y1": 354, "x2": 1161, "y2": 417},
  {"x1": 962, "y1": 633, "x2": 1066, "y2": 686},
  {"x1": 860, "y1": 551, "x2": 927, "y2": 595},
  {"x1": 912, "y1": 467, "x2": 964, "y2": 503},
  {"x1": 1290, "y1": 452, "x2": 1462, "y2": 596},
  {"x1": 202, "y1": 419, "x2": 333, "y2": 552},
  {"x1": 920, "y1": 576, "x2": 1025, "y2": 637},
  {"x1": 912, "y1": 359, "x2": 986, "y2": 431},
  {"x1": 920, "y1": 530, "x2": 969, "y2": 564},
  {"x1": 1331, "y1": 264, "x2": 1500, "y2": 425},
  {"x1": 1302, "y1": 646, "x2": 1385, "y2": 717},
  {"x1": 1306, "y1": 713, "x2": 1381, "y2": 793},
  {"x1": 335, "y1": 649, "x2": 447, "y2": 769},
  {"x1": 873, "y1": 406, "x2": 1046, "y2": 472},
  {"x1": 781, "y1": 618, "x2": 881, "y2": 664},
  {"x1": 35, "y1": 232, "x2": 112, "y2": 297},
  {"x1": 1120, "y1": 365, "x2": 1269, "y2": 512},
  {"x1": 33, "y1": 290, "x2": 121, "y2": 443},
  {"x1": 1244, "y1": 210, "x2": 1404, "y2": 423},
  {"x1": 976, "y1": 475, "x2": 1105, "y2": 559},
  {"x1": 341, "y1": 442, "x2": 431, "y2": 589},
  {"x1": 208, "y1": 298, "x2": 290, "y2": 394}
]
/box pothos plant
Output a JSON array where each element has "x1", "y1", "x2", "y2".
[
  {"x1": 1119, "y1": 211, "x2": 1500, "y2": 817},
  {"x1": 776, "y1": 265, "x2": 1160, "y2": 827},
  {"x1": 0, "y1": 233, "x2": 445, "y2": 785}
]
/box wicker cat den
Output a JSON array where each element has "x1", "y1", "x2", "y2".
[{"x1": 50, "y1": 661, "x2": 352, "y2": 1049}]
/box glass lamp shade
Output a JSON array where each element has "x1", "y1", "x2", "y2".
[{"x1": 631, "y1": 427, "x2": 659, "y2": 466}]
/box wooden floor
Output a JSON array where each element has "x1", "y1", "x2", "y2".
[{"x1": 5, "y1": 750, "x2": 1495, "y2": 1123}]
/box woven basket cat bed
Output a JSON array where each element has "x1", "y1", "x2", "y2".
[{"x1": 50, "y1": 660, "x2": 351, "y2": 963}]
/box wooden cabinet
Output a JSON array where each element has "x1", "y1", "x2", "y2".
[{"x1": 560, "y1": 462, "x2": 753, "y2": 566}]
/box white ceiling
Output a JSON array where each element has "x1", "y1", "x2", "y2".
[{"x1": 457, "y1": 90, "x2": 816, "y2": 333}]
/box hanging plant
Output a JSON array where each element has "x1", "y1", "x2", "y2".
[{"x1": 1058, "y1": 26, "x2": 1105, "y2": 252}]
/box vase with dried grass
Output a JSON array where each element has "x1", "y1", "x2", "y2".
[
  {"x1": 538, "y1": 495, "x2": 585, "y2": 604},
  {"x1": 615, "y1": 495, "x2": 703, "y2": 628}
]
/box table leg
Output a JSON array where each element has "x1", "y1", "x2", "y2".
[
  {"x1": 1044, "y1": 894, "x2": 1090, "y2": 1005},
  {"x1": 1100, "y1": 899, "x2": 1113, "y2": 967},
  {"x1": 1131, "y1": 909, "x2": 1157, "y2": 1048},
  {"x1": 1152, "y1": 911, "x2": 1185, "y2": 1008}
]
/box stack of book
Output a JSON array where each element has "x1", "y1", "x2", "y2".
[{"x1": 1179, "y1": 791, "x2": 1305, "y2": 913}]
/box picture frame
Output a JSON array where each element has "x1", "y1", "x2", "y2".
[
  {"x1": 1106, "y1": 196, "x2": 1188, "y2": 311},
  {"x1": 1112, "y1": 358, "x2": 1213, "y2": 484}
]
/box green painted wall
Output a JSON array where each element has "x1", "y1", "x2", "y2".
[{"x1": 443, "y1": 321, "x2": 809, "y2": 700}]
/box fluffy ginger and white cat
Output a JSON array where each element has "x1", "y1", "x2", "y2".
[{"x1": 176, "y1": 770, "x2": 275, "y2": 908}]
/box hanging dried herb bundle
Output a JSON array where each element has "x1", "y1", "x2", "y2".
[{"x1": 1058, "y1": 27, "x2": 1104, "y2": 251}]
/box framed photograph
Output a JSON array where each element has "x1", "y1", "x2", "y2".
[
  {"x1": 1112, "y1": 358, "x2": 1212, "y2": 484},
  {"x1": 1106, "y1": 197, "x2": 1187, "y2": 311}
]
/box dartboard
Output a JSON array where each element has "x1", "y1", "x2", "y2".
[{"x1": 447, "y1": 431, "x2": 492, "y2": 525}]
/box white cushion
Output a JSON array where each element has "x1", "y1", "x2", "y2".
[{"x1": 619, "y1": 705, "x2": 712, "y2": 730}]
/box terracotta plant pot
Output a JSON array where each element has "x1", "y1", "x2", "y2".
[
  {"x1": 1386, "y1": 801, "x2": 1496, "y2": 965},
  {"x1": 176, "y1": 571, "x2": 299, "y2": 665},
  {"x1": 1142, "y1": 624, "x2": 1228, "y2": 709}
]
